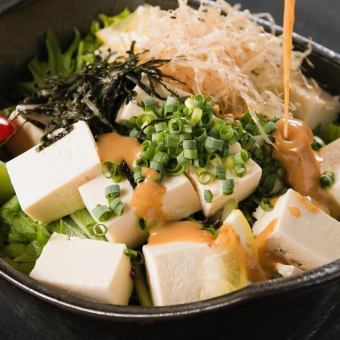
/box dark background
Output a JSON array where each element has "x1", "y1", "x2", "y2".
[{"x1": 1, "y1": 0, "x2": 340, "y2": 339}]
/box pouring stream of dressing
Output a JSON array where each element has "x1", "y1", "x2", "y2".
[{"x1": 283, "y1": 0, "x2": 296, "y2": 138}]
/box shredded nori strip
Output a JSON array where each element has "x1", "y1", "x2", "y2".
[
  {"x1": 21, "y1": 42, "x2": 182, "y2": 150},
  {"x1": 120, "y1": 161, "x2": 136, "y2": 189}
]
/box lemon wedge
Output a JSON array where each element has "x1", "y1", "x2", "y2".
[{"x1": 202, "y1": 210, "x2": 262, "y2": 298}]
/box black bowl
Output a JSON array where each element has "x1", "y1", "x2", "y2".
[{"x1": 1, "y1": 1, "x2": 340, "y2": 339}]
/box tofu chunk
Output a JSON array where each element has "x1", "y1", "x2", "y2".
[
  {"x1": 290, "y1": 80, "x2": 340, "y2": 129},
  {"x1": 162, "y1": 174, "x2": 201, "y2": 221},
  {"x1": 276, "y1": 264, "x2": 303, "y2": 278},
  {"x1": 79, "y1": 176, "x2": 145, "y2": 247},
  {"x1": 116, "y1": 84, "x2": 190, "y2": 123},
  {"x1": 253, "y1": 189, "x2": 340, "y2": 270},
  {"x1": 144, "y1": 210, "x2": 254, "y2": 306},
  {"x1": 143, "y1": 241, "x2": 212, "y2": 306},
  {"x1": 6, "y1": 121, "x2": 101, "y2": 223},
  {"x1": 30, "y1": 233, "x2": 133, "y2": 305},
  {"x1": 187, "y1": 146, "x2": 262, "y2": 216},
  {"x1": 6, "y1": 105, "x2": 45, "y2": 156},
  {"x1": 320, "y1": 138, "x2": 340, "y2": 205}
]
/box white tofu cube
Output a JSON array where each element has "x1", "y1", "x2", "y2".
[
  {"x1": 79, "y1": 176, "x2": 145, "y2": 247},
  {"x1": 6, "y1": 121, "x2": 101, "y2": 223},
  {"x1": 30, "y1": 233, "x2": 133, "y2": 305},
  {"x1": 276, "y1": 264, "x2": 303, "y2": 278},
  {"x1": 187, "y1": 148, "x2": 262, "y2": 216},
  {"x1": 253, "y1": 189, "x2": 340, "y2": 270},
  {"x1": 116, "y1": 83, "x2": 190, "y2": 123},
  {"x1": 162, "y1": 174, "x2": 201, "y2": 221},
  {"x1": 143, "y1": 241, "x2": 212, "y2": 306},
  {"x1": 290, "y1": 80, "x2": 340, "y2": 129},
  {"x1": 320, "y1": 138, "x2": 340, "y2": 205}
]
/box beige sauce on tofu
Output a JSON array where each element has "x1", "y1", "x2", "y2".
[
  {"x1": 132, "y1": 168, "x2": 166, "y2": 225},
  {"x1": 273, "y1": 119, "x2": 340, "y2": 219},
  {"x1": 97, "y1": 132, "x2": 141, "y2": 169},
  {"x1": 148, "y1": 221, "x2": 214, "y2": 245},
  {"x1": 288, "y1": 205, "x2": 301, "y2": 218},
  {"x1": 255, "y1": 219, "x2": 288, "y2": 274}
]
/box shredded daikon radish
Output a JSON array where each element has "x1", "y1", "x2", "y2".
[{"x1": 98, "y1": 1, "x2": 324, "y2": 120}]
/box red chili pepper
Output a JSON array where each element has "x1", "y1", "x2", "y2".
[{"x1": 0, "y1": 114, "x2": 16, "y2": 142}]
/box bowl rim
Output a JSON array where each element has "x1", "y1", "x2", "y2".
[{"x1": 1, "y1": 0, "x2": 340, "y2": 321}]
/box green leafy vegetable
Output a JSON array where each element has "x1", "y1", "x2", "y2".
[
  {"x1": 317, "y1": 122, "x2": 340, "y2": 144},
  {"x1": 0, "y1": 197, "x2": 107, "y2": 273},
  {"x1": 0, "y1": 161, "x2": 14, "y2": 205}
]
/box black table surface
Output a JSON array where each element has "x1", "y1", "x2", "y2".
[{"x1": 1, "y1": 1, "x2": 340, "y2": 339}]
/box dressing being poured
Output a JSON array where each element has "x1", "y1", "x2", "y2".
[
  {"x1": 283, "y1": 0, "x2": 296, "y2": 138},
  {"x1": 273, "y1": 119, "x2": 340, "y2": 219}
]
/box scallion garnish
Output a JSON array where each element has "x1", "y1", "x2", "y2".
[
  {"x1": 109, "y1": 198, "x2": 124, "y2": 215},
  {"x1": 259, "y1": 198, "x2": 273, "y2": 212},
  {"x1": 216, "y1": 165, "x2": 226, "y2": 180},
  {"x1": 101, "y1": 161, "x2": 123, "y2": 182},
  {"x1": 198, "y1": 171, "x2": 212, "y2": 184},
  {"x1": 105, "y1": 184, "x2": 120, "y2": 200},
  {"x1": 311, "y1": 136, "x2": 325, "y2": 151},
  {"x1": 320, "y1": 171, "x2": 336, "y2": 189},
  {"x1": 223, "y1": 179, "x2": 234, "y2": 195},
  {"x1": 204, "y1": 190, "x2": 213, "y2": 203},
  {"x1": 93, "y1": 205, "x2": 113, "y2": 222},
  {"x1": 124, "y1": 248, "x2": 144, "y2": 265},
  {"x1": 92, "y1": 223, "x2": 108, "y2": 237}
]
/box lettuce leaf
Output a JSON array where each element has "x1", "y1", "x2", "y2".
[
  {"x1": 0, "y1": 197, "x2": 106, "y2": 274},
  {"x1": 16, "y1": 9, "x2": 131, "y2": 97}
]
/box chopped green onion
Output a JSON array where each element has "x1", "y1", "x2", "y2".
[
  {"x1": 183, "y1": 124, "x2": 193, "y2": 134},
  {"x1": 129, "y1": 128, "x2": 139, "y2": 137},
  {"x1": 166, "y1": 134, "x2": 179, "y2": 148},
  {"x1": 202, "y1": 225, "x2": 217, "y2": 237},
  {"x1": 234, "y1": 149, "x2": 249, "y2": 165},
  {"x1": 105, "y1": 184, "x2": 120, "y2": 200},
  {"x1": 225, "y1": 155, "x2": 235, "y2": 169},
  {"x1": 184, "y1": 97, "x2": 195, "y2": 111},
  {"x1": 320, "y1": 171, "x2": 336, "y2": 189},
  {"x1": 164, "y1": 97, "x2": 178, "y2": 115},
  {"x1": 216, "y1": 165, "x2": 226, "y2": 180},
  {"x1": 124, "y1": 249, "x2": 144, "y2": 265},
  {"x1": 143, "y1": 98, "x2": 157, "y2": 112},
  {"x1": 101, "y1": 161, "x2": 123, "y2": 182},
  {"x1": 93, "y1": 205, "x2": 113, "y2": 222},
  {"x1": 198, "y1": 171, "x2": 212, "y2": 184},
  {"x1": 205, "y1": 136, "x2": 224, "y2": 153},
  {"x1": 219, "y1": 125, "x2": 234, "y2": 141},
  {"x1": 134, "y1": 169, "x2": 144, "y2": 184},
  {"x1": 154, "y1": 122, "x2": 167, "y2": 132},
  {"x1": 109, "y1": 198, "x2": 124, "y2": 215},
  {"x1": 263, "y1": 121, "x2": 276, "y2": 134},
  {"x1": 194, "y1": 95, "x2": 204, "y2": 108},
  {"x1": 102, "y1": 161, "x2": 117, "y2": 178},
  {"x1": 177, "y1": 151, "x2": 188, "y2": 166},
  {"x1": 92, "y1": 223, "x2": 108, "y2": 237},
  {"x1": 184, "y1": 149, "x2": 198, "y2": 160},
  {"x1": 259, "y1": 198, "x2": 273, "y2": 212},
  {"x1": 222, "y1": 179, "x2": 234, "y2": 195},
  {"x1": 153, "y1": 151, "x2": 169, "y2": 164},
  {"x1": 144, "y1": 125, "x2": 155, "y2": 136},
  {"x1": 168, "y1": 118, "x2": 183, "y2": 134},
  {"x1": 150, "y1": 161, "x2": 162, "y2": 172},
  {"x1": 311, "y1": 136, "x2": 325, "y2": 151},
  {"x1": 183, "y1": 139, "x2": 197, "y2": 150},
  {"x1": 235, "y1": 165, "x2": 247, "y2": 177},
  {"x1": 191, "y1": 107, "x2": 203, "y2": 125},
  {"x1": 204, "y1": 190, "x2": 213, "y2": 203}
]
